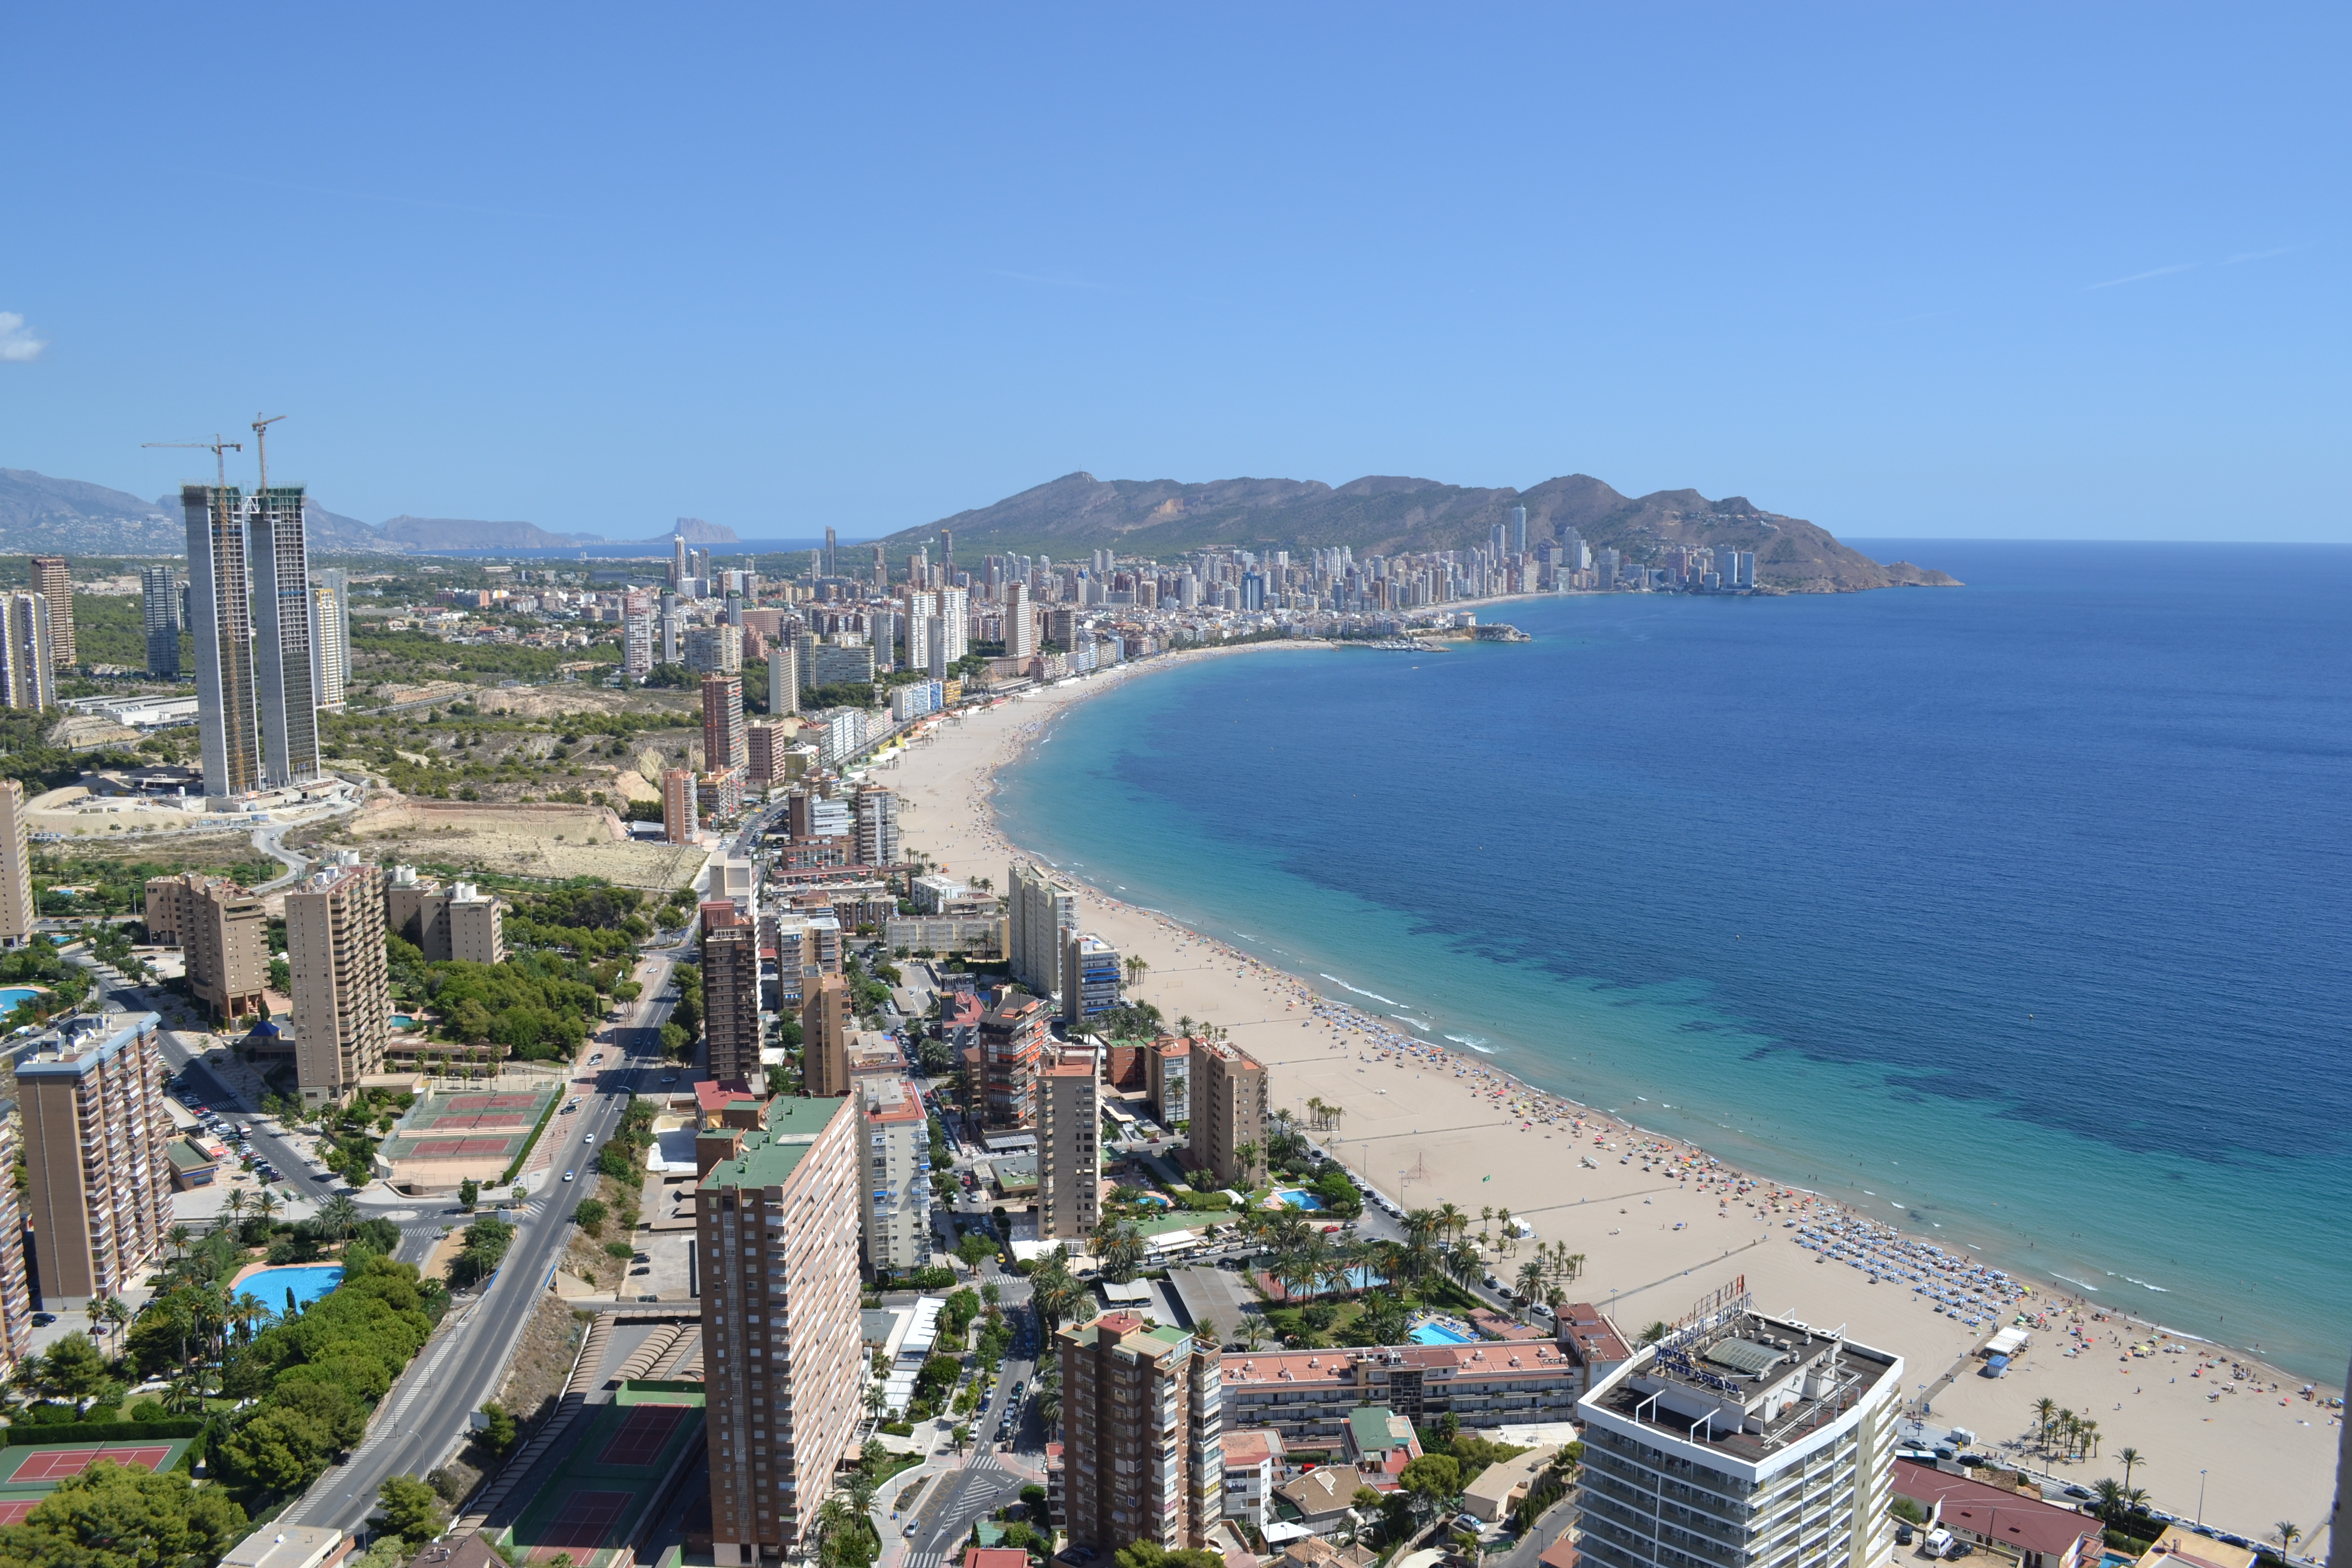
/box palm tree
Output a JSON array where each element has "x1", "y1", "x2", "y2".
[
  {"x1": 2272, "y1": 1523, "x2": 2301, "y2": 1557},
  {"x1": 810, "y1": 1497, "x2": 861, "y2": 1565},
  {"x1": 1479, "y1": 1206, "x2": 1494, "y2": 1244},
  {"x1": 167, "y1": 1224, "x2": 191, "y2": 1261},
  {"x1": 2092, "y1": 1479, "x2": 2127, "y2": 1523},
  {"x1": 2032, "y1": 1396, "x2": 2057, "y2": 1455},
  {"x1": 317, "y1": 1194, "x2": 361, "y2": 1242},
  {"x1": 864, "y1": 1383, "x2": 889, "y2": 1432},
  {"x1": 1494, "y1": 1206, "x2": 1515, "y2": 1253},
  {"x1": 1435, "y1": 1202, "x2": 1466, "y2": 1246},
  {"x1": 1234, "y1": 1140, "x2": 1260, "y2": 1186},
  {"x1": 100, "y1": 1295, "x2": 130, "y2": 1353},
  {"x1": 1515, "y1": 1259, "x2": 1546, "y2": 1304},
  {"x1": 251, "y1": 1187, "x2": 282, "y2": 1227},
  {"x1": 2117, "y1": 1447, "x2": 2143, "y2": 1491},
  {"x1": 842, "y1": 1470, "x2": 878, "y2": 1522},
  {"x1": 1440, "y1": 1240, "x2": 1483, "y2": 1296}
]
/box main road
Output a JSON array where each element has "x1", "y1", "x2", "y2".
[{"x1": 283, "y1": 950, "x2": 681, "y2": 1534}]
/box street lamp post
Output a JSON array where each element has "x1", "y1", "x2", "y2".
[{"x1": 2196, "y1": 1470, "x2": 2206, "y2": 1528}]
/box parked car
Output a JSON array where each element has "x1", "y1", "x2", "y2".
[{"x1": 563, "y1": 1171, "x2": 576, "y2": 1183}]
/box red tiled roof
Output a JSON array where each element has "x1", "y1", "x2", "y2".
[
  {"x1": 1893, "y1": 1461, "x2": 2100, "y2": 1558},
  {"x1": 965, "y1": 1550, "x2": 1030, "y2": 1568}
]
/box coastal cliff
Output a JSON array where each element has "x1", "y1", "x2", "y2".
[{"x1": 886, "y1": 471, "x2": 1961, "y2": 592}]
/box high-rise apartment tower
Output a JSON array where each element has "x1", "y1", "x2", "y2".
[
  {"x1": 18, "y1": 1014, "x2": 171, "y2": 1307},
  {"x1": 0, "y1": 782, "x2": 33, "y2": 947},
  {"x1": 1037, "y1": 1049, "x2": 1099, "y2": 1241},
  {"x1": 702, "y1": 901, "x2": 764, "y2": 1088},
  {"x1": 1190, "y1": 1040, "x2": 1266, "y2": 1188},
  {"x1": 0, "y1": 594, "x2": 54, "y2": 711},
  {"x1": 141, "y1": 566, "x2": 182, "y2": 677},
  {"x1": 1058, "y1": 1312, "x2": 1222, "y2": 1553},
  {"x1": 700, "y1": 1094, "x2": 864, "y2": 1561},
  {"x1": 26, "y1": 558, "x2": 70, "y2": 668},
  {"x1": 287, "y1": 857, "x2": 388, "y2": 1107},
  {"x1": 182, "y1": 485, "x2": 320, "y2": 798}
]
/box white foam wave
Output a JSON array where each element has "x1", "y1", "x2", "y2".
[
  {"x1": 2053, "y1": 1275, "x2": 2101, "y2": 1292},
  {"x1": 1320, "y1": 974, "x2": 1405, "y2": 1008},
  {"x1": 2123, "y1": 1277, "x2": 2171, "y2": 1292},
  {"x1": 1393, "y1": 1015, "x2": 1432, "y2": 1031},
  {"x1": 1444, "y1": 1034, "x2": 1494, "y2": 1054}
]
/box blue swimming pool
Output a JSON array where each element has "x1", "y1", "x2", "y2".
[
  {"x1": 0, "y1": 989, "x2": 39, "y2": 1012},
  {"x1": 1275, "y1": 1189, "x2": 1325, "y2": 1210},
  {"x1": 1409, "y1": 1320, "x2": 1476, "y2": 1345},
  {"x1": 388, "y1": 1015, "x2": 419, "y2": 1031},
  {"x1": 236, "y1": 1264, "x2": 345, "y2": 1311}
]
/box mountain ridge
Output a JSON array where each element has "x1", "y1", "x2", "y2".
[{"x1": 884, "y1": 470, "x2": 1956, "y2": 591}]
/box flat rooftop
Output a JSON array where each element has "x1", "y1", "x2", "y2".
[{"x1": 1588, "y1": 1310, "x2": 1899, "y2": 1463}]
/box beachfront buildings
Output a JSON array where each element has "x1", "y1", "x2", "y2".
[
  {"x1": 981, "y1": 986, "x2": 1050, "y2": 1129},
  {"x1": 855, "y1": 1074, "x2": 931, "y2": 1276},
  {"x1": 1061, "y1": 932, "x2": 1121, "y2": 1023},
  {"x1": 18, "y1": 1014, "x2": 173, "y2": 1308},
  {"x1": 0, "y1": 781, "x2": 33, "y2": 947},
  {"x1": 1009, "y1": 862, "x2": 1077, "y2": 996},
  {"x1": 1190, "y1": 1038, "x2": 1267, "y2": 1187},
  {"x1": 1037, "y1": 1048, "x2": 1100, "y2": 1242},
  {"x1": 699, "y1": 1094, "x2": 865, "y2": 1560},
  {"x1": 1059, "y1": 1310, "x2": 1223, "y2": 1553},
  {"x1": 1218, "y1": 1337, "x2": 1604, "y2": 1442},
  {"x1": 383, "y1": 865, "x2": 505, "y2": 965},
  {"x1": 286, "y1": 857, "x2": 389, "y2": 1107},
  {"x1": 853, "y1": 785, "x2": 899, "y2": 868},
  {"x1": 144, "y1": 871, "x2": 268, "y2": 1021},
  {"x1": 1573, "y1": 1306, "x2": 1903, "y2": 1568},
  {"x1": 703, "y1": 900, "x2": 764, "y2": 1088},
  {"x1": 1146, "y1": 1036, "x2": 1191, "y2": 1131}
]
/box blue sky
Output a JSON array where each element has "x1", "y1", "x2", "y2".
[{"x1": 4, "y1": 5, "x2": 2345, "y2": 542}]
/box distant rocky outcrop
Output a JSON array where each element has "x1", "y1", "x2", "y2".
[
  {"x1": 880, "y1": 471, "x2": 1958, "y2": 591},
  {"x1": 380, "y1": 514, "x2": 582, "y2": 550},
  {"x1": 659, "y1": 517, "x2": 740, "y2": 544}
]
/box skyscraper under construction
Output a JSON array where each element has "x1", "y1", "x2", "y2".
[{"x1": 182, "y1": 485, "x2": 321, "y2": 800}]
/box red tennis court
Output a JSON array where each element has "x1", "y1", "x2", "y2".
[
  {"x1": 597, "y1": 1403, "x2": 688, "y2": 1467},
  {"x1": 450, "y1": 1094, "x2": 544, "y2": 1111},
  {"x1": 410, "y1": 1136, "x2": 522, "y2": 1160},
  {"x1": 0, "y1": 1501, "x2": 39, "y2": 1525},
  {"x1": 527, "y1": 1489, "x2": 633, "y2": 1559},
  {"x1": 410, "y1": 1111, "x2": 530, "y2": 1132},
  {"x1": 5, "y1": 1445, "x2": 174, "y2": 1482}
]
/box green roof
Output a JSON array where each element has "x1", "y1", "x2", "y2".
[
  {"x1": 700, "y1": 1095, "x2": 849, "y2": 1190},
  {"x1": 1349, "y1": 1406, "x2": 1407, "y2": 1457}
]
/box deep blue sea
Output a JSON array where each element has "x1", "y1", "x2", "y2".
[{"x1": 995, "y1": 541, "x2": 2352, "y2": 1380}]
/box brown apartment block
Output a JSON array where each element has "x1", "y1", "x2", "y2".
[
  {"x1": 702, "y1": 900, "x2": 763, "y2": 1087},
  {"x1": 0, "y1": 780, "x2": 33, "y2": 947},
  {"x1": 26, "y1": 557, "x2": 70, "y2": 668},
  {"x1": 19, "y1": 1013, "x2": 171, "y2": 1307},
  {"x1": 1037, "y1": 1049, "x2": 1100, "y2": 1242},
  {"x1": 1059, "y1": 1311, "x2": 1222, "y2": 1553},
  {"x1": 700, "y1": 1094, "x2": 864, "y2": 1562},
  {"x1": 703, "y1": 673, "x2": 747, "y2": 773},
  {"x1": 799, "y1": 973, "x2": 851, "y2": 1097},
  {"x1": 0, "y1": 1105, "x2": 35, "y2": 1375},
  {"x1": 385, "y1": 865, "x2": 506, "y2": 965},
  {"x1": 1190, "y1": 1039, "x2": 1267, "y2": 1188},
  {"x1": 981, "y1": 986, "x2": 1048, "y2": 1130},
  {"x1": 287, "y1": 858, "x2": 389, "y2": 1107},
  {"x1": 144, "y1": 872, "x2": 267, "y2": 1021},
  {"x1": 664, "y1": 767, "x2": 699, "y2": 845}
]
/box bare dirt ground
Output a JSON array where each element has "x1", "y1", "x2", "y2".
[
  {"x1": 469, "y1": 685, "x2": 679, "y2": 722},
  {"x1": 331, "y1": 796, "x2": 702, "y2": 888},
  {"x1": 498, "y1": 1291, "x2": 590, "y2": 1429}
]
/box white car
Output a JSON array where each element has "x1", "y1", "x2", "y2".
[{"x1": 563, "y1": 1171, "x2": 576, "y2": 1183}]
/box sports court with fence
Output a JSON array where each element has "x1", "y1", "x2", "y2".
[
  {"x1": 500, "y1": 1384, "x2": 705, "y2": 1568},
  {"x1": 377, "y1": 1081, "x2": 565, "y2": 1190},
  {"x1": 0, "y1": 1437, "x2": 195, "y2": 1523}
]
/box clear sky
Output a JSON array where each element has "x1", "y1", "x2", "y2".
[{"x1": 4, "y1": 5, "x2": 2345, "y2": 543}]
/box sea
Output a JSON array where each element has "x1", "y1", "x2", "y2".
[{"x1": 993, "y1": 540, "x2": 2352, "y2": 1382}]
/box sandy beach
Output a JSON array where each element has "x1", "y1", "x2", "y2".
[{"x1": 874, "y1": 647, "x2": 2345, "y2": 1547}]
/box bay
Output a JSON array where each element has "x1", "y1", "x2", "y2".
[{"x1": 994, "y1": 540, "x2": 2352, "y2": 1379}]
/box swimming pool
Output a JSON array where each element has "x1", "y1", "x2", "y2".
[
  {"x1": 0, "y1": 989, "x2": 39, "y2": 1012},
  {"x1": 388, "y1": 1015, "x2": 419, "y2": 1031},
  {"x1": 1409, "y1": 1320, "x2": 1476, "y2": 1345},
  {"x1": 235, "y1": 1264, "x2": 345, "y2": 1311},
  {"x1": 1275, "y1": 1189, "x2": 1325, "y2": 1210}
]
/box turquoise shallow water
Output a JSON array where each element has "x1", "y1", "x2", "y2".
[
  {"x1": 996, "y1": 541, "x2": 2352, "y2": 1381},
  {"x1": 237, "y1": 1263, "x2": 345, "y2": 1311}
]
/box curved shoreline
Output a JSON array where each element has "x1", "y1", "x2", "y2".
[{"x1": 881, "y1": 641, "x2": 2346, "y2": 1533}]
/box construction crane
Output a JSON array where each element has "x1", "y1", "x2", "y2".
[
  {"x1": 141, "y1": 435, "x2": 243, "y2": 489},
  {"x1": 250, "y1": 413, "x2": 286, "y2": 491}
]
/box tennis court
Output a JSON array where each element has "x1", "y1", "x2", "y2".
[
  {"x1": 450, "y1": 1093, "x2": 546, "y2": 1111},
  {"x1": 596, "y1": 1403, "x2": 688, "y2": 1468},
  {"x1": 525, "y1": 1489, "x2": 633, "y2": 1561},
  {"x1": 406, "y1": 1109, "x2": 533, "y2": 1132},
  {"x1": 501, "y1": 1385, "x2": 704, "y2": 1568},
  {"x1": 0, "y1": 1501, "x2": 37, "y2": 1525},
  {"x1": 3, "y1": 1444, "x2": 177, "y2": 1483}
]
